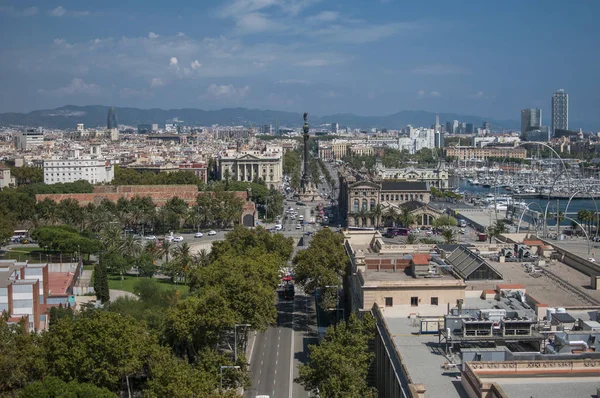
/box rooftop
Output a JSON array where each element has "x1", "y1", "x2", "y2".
[
  {"x1": 384, "y1": 316, "x2": 468, "y2": 398},
  {"x1": 360, "y1": 268, "x2": 463, "y2": 286},
  {"x1": 47, "y1": 272, "x2": 74, "y2": 296}
]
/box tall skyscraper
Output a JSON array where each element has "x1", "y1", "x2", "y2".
[
  {"x1": 466, "y1": 123, "x2": 474, "y2": 134},
  {"x1": 435, "y1": 114, "x2": 440, "y2": 132},
  {"x1": 107, "y1": 106, "x2": 118, "y2": 130},
  {"x1": 521, "y1": 108, "x2": 542, "y2": 133},
  {"x1": 452, "y1": 120, "x2": 459, "y2": 134},
  {"x1": 552, "y1": 89, "x2": 568, "y2": 136},
  {"x1": 483, "y1": 121, "x2": 491, "y2": 131},
  {"x1": 445, "y1": 121, "x2": 453, "y2": 134}
]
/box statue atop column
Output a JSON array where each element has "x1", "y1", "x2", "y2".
[{"x1": 300, "y1": 112, "x2": 310, "y2": 193}]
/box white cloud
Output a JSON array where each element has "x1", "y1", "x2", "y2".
[
  {"x1": 473, "y1": 91, "x2": 484, "y2": 98},
  {"x1": 53, "y1": 38, "x2": 72, "y2": 48},
  {"x1": 169, "y1": 57, "x2": 178, "y2": 66},
  {"x1": 237, "y1": 12, "x2": 273, "y2": 32},
  {"x1": 150, "y1": 78, "x2": 165, "y2": 87},
  {"x1": 417, "y1": 89, "x2": 441, "y2": 98},
  {"x1": 191, "y1": 60, "x2": 202, "y2": 69},
  {"x1": 412, "y1": 64, "x2": 467, "y2": 75},
  {"x1": 311, "y1": 11, "x2": 338, "y2": 22},
  {"x1": 206, "y1": 84, "x2": 250, "y2": 100},
  {"x1": 177, "y1": 32, "x2": 185, "y2": 37},
  {"x1": 148, "y1": 32, "x2": 159, "y2": 39},
  {"x1": 50, "y1": 6, "x2": 67, "y2": 17},
  {"x1": 39, "y1": 78, "x2": 102, "y2": 96}
]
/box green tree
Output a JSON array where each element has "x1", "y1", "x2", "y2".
[
  {"x1": 0, "y1": 316, "x2": 46, "y2": 395},
  {"x1": 406, "y1": 233, "x2": 419, "y2": 244},
  {"x1": 293, "y1": 228, "x2": 347, "y2": 294},
  {"x1": 136, "y1": 251, "x2": 156, "y2": 277},
  {"x1": 19, "y1": 376, "x2": 117, "y2": 398},
  {"x1": 297, "y1": 314, "x2": 377, "y2": 398},
  {"x1": 441, "y1": 228, "x2": 456, "y2": 244},
  {"x1": 93, "y1": 262, "x2": 110, "y2": 303},
  {"x1": 42, "y1": 311, "x2": 154, "y2": 391},
  {"x1": 397, "y1": 207, "x2": 415, "y2": 228},
  {"x1": 433, "y1": 215, "x2": 458, "y2": 229}
]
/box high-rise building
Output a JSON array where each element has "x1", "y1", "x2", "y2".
[
  {"x1": 107, "y1": 106, "x2": 118, "y2": 130},
  {"x1": 435, "y1": 114, "x2": 440, "y2": 132},
  {"x1": 445, "y1": 121, "x2": 453, "y2": 134},
  {"x1": 552, "y1": 89, "x2": 568, "y2": 136},
  {"x1": 521, "y1": 108, "x2": 542, "y2": 133},
  {"x1": 331, "y1": 123, "x2": 339, "y2": 135},
  {"x1": 483, "y1": 121, "x2": 491, "y2": 131},
  {"x1": 466, "y1": 123, "x2": 474, "y2": 134},
  {"x1": 452, "y1": 120, "x2": 459, "y2": 134}
]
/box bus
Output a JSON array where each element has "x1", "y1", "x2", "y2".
[{"x1": 385, "y1": 228, "x2": 409, "y2": 237}]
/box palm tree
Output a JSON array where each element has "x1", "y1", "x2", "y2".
[
  {"x1": 160, "y1": 239, "x2": 173, "y2": 263},
  {"x1": 406, "y1": 233, "x2": 419, "y2": 244},
  {"x1": 172, "y1": 242, "x2": 192, "y2": 283},
  {"x1": 383, "y1": 206, "x2": 398, "y2": 227},
  {"x1": 397, "y1": 207, "x2": 415, "y2": 228},
  {"x1": 100, "y1": 224, "x2": 123, "y2": 252},
  {"x1": 441, "y1": 229, "x2": 456, "y2": 244},
  {"x1": 120, "y1": 234, "x2": 142, "y2": 259},
  {"x1": 193, "y1": 249, "x2": 211, "y2": 267},
  {"x1": 144, "y1": 241, "x2": 161, "y2": 264},
  {"x1": 356, "y1": 208, "x2": 369, "y2": 228},
  {"x1": 371, "y1": 204, "x2": 384, "y2": 228}
]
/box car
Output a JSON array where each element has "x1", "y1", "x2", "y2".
[
  {"x1": 296, "y1": 224, "x2": 302, "y2": 229},
  {"x1": 208, "y1": 230, "x2": 217, "y2": 236},
  {"x1": 144, "y1": 235, "x2": 156, "y2": 240},
  {"x1": 589, "y1": 258, "x2": 596, "y2": 262},
  {"x1": 194, "y1": 232, "x2": 204, "y2": 238},
  {"x1": 274, "y1": 224, "x2": 283, "y2": 231},
  {"x1": 172, "y1": 236, "x2": 184, "y2": 242}
]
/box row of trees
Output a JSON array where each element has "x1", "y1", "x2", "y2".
[
  {"x1": 2, "y1": 226, "x2": 294, "y2": 397},
  {"x1": 342, "y1": 148, "x2": 441, "y2": 173},
  {"x1": 112, "y1": 165, "x2": 206, "y2": 186}
]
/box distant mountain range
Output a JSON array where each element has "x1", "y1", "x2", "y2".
[{"x1": 0, "y1": 104, "x2": 531, "y2": 131}]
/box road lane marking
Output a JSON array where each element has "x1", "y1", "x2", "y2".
[
  {"x1": 248, "y1": 331, "x2": 258, "y2": 363},
  {"x1": 289, "y1": 296, "x2": 295, "y2": 398}
]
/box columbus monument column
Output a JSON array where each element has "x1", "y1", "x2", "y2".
[{"x1": 300, "y1": 112, "x2": 310, "y2": 193}]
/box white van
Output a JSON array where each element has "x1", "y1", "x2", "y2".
[{"x1": 274, "y1": 224, "x2": 283, "y2": 231}]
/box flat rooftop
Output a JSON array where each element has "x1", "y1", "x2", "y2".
[
  {"x1": 385, "y1": 316, "x2": 468, "y2": 398},
  {"x1": 498, "y1": 378, "x2": 600, "y2": 398},
  {"x1": 361, "y1": 269, "x2": 463, "y2": 286},
  {"x1": 466, "y1": 258, "x2": 600, "y2": 307},
  {"x1": 48, "y1": 272, "x2": 74, "y2": 296}
]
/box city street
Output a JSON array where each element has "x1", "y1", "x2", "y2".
[{"x1": 244, "y1": 291, "x2": 317, "y2": 398}]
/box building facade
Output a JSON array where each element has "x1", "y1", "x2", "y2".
[
  {"x1": 218, "y1": 148, "x2": 283, "y2": 189},
  {"x1": 13, "y1": 129, "x2": 44, "y2": 151},
  {"x1": 552, "y1": 89, "x2": 568, "y2": 136},
  {"x1": 0, "y1": 165, "x2": 16, "y2": 189},
  {"x1": 44, "y1": 145, "x2": 114, "y2": 185},
  {"x1": 445, "y1": 146, "x2": 527, "y2": 161},
  {"x1": 521, "y1": 108, "x2": 542, "y2": 133},
  {"x1": 338, "y1": 169, "x2": 431, "y2": 227},
  {"x1": 374, "y1": 159, "x2": 449, "y2": 189}
]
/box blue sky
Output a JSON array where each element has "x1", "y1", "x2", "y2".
[{"x1": 1, "y1": 0, "x2": 599, "y2": 124}]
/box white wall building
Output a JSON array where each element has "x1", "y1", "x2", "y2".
[
  {"x1": 43, "y1": 145, "x2": 114, "y2": 185},
  {"x1": 13, "y1": 129, "x2": 44, "y2": 151},
  {"x1": 219, "y1": 147, "x2": 283, "y2": 189}
]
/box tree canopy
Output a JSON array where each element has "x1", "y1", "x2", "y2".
[{"x1": 293, "y1": 228, "x2": 347, "y2": 294}]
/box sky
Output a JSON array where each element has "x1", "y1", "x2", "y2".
[{"x1": 1, "y1": 0, "x2": 599, "y2": 124}]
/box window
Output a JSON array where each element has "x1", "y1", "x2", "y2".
[
  {"x1": 353, "y1": 199, "x2": 359, "y2": 213},
  {"x1": 395, "y1": 194, "x2": 399, "y2": 201},
  {"x1": 381, "y1": 194, "x2": 384, "y2": 200},
  {"x1": 411, "y1": 296, "x2": 418, "y2": 307},
  {"x1": 385, "y1": 297, "x2": 393, "y2": 307},
  {"x1": 386, "y1": 194, "x2": 389, "y2": 200},
  {"x1": 362, "y1": 191, "x2": 366, "y2": 197},
  {"x1": 431, "y1": 297, "x2": 438, "y2": 306},
  {"x1": 370, "y1": 199, "x2": 375, "y2": 210}
]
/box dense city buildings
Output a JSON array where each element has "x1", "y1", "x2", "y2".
[
  {"x1": 13, "y1": 128, "x2": 44, "y2": 151},
  {"x1": 552, "y1": 89, "x2": 569, "y2": 136}
]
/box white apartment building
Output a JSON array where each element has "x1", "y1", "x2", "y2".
[
  {"x1": 43, "y1": 145, "x2": 114, "y2": 185},
  {"x1": 219, "y1": 147, "x2": 283, "y2": 189},
  {"x1": 13, "y1": 129, "x2": 45, "y2": 150},
  {"x1": 0, "y1": 165, "x2": 16, "y2": 189}
]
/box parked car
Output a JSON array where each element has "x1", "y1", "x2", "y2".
[
  {"x1": 296, "y1": 224, "x2": 302, "y2": 229},
  {"x1": 172, "y1": 236, "x2": 184, "y2": 242},
  {"x1": 144, "y1": 235, "x2": 157, "y2": 241},
  {"x1": 208, "y1": 230, "x2": 217, "y2": 236},
  {"x1": 194, "y1": 232, "x2": 204, "y2": 238}
]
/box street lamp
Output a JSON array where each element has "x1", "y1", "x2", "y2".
[
  {"x1": 234, "y1": 324, "x2": 251, "y2": 362},
  {"x1": 219, "y1": 365, "x2": 240, "y2": 391}
]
